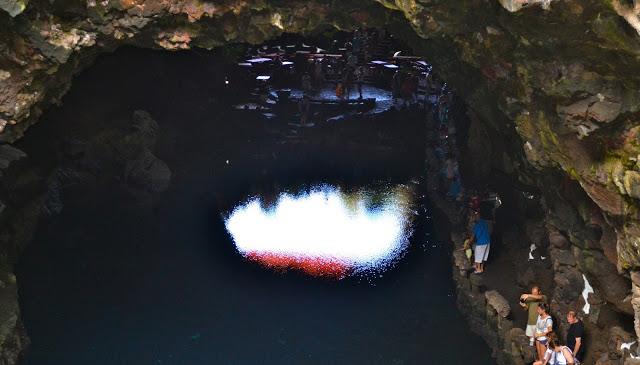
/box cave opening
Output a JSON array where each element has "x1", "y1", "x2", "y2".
[{"x1": 10, "y1": 31, "x2": 498, "y2": 364}]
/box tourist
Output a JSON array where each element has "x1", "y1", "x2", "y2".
[
  {"x1": 401, "y1": 73, "x2": 414, "y2": 107},
  {"x1": 313, "y1": 60, "x2": 324, "y2": 89},
  {"x1": 392, "y1": 71, "x2": 402, "y2": 105},
  {"x1": 354, "y1": 65, "x2": 365, "y2": 99},
  {"x1": 519, "y1": 286, "x2": 547, "y2": 346},
  {"x1": 299, "y1": 94, "x2": 311, "y2": 126},
  {"x1": 534, "y1": 335, "x2": 575, "y2": 365},
  {"x1": 347, "y1": 52, "x2": 358, "y2": 70},
  {"x1": 335, "y1": 82, "x2": 345, "y2": 100},
  {"x1": 469, "y1": 215, "x2": 491, "y2": 274},
  {"x1": 535, "y1": 303, "x2": 554, "y2": 361},
  {"x1": 301, "y1": 72, "x2": 313, "y2": 95},
  {"x1": 566, "y1": 311, "x2": 585, "y2": 363},
  {"x1": 342, "y1": 69, "x2": 353, "y2": 101}
]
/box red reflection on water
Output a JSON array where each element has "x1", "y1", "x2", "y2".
[{"x1": 245, "y1": 251, "x2": 350, "y2": 279}]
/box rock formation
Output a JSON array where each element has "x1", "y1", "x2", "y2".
[{"x1": 0, "y1": 0, "x2": 639, "y2": 363}]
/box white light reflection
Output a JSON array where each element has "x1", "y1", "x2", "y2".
[{"x1": 224, "y1": 185, "x2": 414, "y2": 278}]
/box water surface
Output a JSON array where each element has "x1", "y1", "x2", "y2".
[
  {"x1": 225, "y1": 183, "x2": 415, "y2": 278},
  {"x1": 16, "y1": 47, "x2": 494, "y2": 365}
]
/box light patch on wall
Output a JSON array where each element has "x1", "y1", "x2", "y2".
[
  {"x1": 582, "y1": 274, "x2": 594, "y2": 314},
  {"x1": 223, "y1": 185, "x2": 414, "y2": 278},
  {"x1": 271, "y1": 13, "x2": 284, "y2": 30}
]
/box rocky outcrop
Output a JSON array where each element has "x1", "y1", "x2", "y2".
[{"x1": 0, "y1": 0, "x2": 639, "y2": 363}]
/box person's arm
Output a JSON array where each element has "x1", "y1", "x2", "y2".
[
  {"x1": 525, "y1": 294, "x2": 544, "y2": 302},
  {"x1": 562, "y1": 347, "x2": 574, "y2": 363},
  {"x1": 541, "y1": 350, "x2": 551, "y2": 365},
  {"x1": 573, "y1": 337, "x2": 581, "y2": 358}
]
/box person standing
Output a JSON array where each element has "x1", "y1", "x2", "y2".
[
  {"x1": 566, "y1": 311, "x2": 585, "y2": 363},
  {"x1": 301, "y1": 73, "x2": 312, "y2": 96},
  {"x1": 313, "y1": 60, "x2": 324, "y2": 89},
  {"x1": 354, "y1": 65, "x2": 365, "y2": 99},
  {"x1": 470, "y1": 216, "x2": 491, "y2": 274},
  {"x1": 520, "y1": 286, "x2": 547, "y2": 346},
  {"x1": 535, "y1": 303, "x2": 554, "y2": 361}
]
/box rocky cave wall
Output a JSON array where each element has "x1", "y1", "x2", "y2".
[{"x1": 1, "y1": 0, "x2": 640, "y2": 363}]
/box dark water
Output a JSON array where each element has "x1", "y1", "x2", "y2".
[{"x1": 16, "y1": 47, "x2": 493, "y2": 364}]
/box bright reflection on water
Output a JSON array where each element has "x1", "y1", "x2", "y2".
[{"x1": 224, "y1": 184, "x2": 415, "y2": 278}]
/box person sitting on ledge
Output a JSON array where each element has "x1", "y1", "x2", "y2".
[
  {"x1": 535, "y1": 303, "x2": 554, "y2": 361},
  {"x1": 519, "y1": 286, "x2": 547, "y2": 346},
  {"x1": 469, "y1": 214, "x2": 491, "y2": 274},
  {"x1": 534, "y1": 335, "x2": 575, "y2": 365},
  {"x1": 566, "y1": 310, "x2": 585, "y2": 364}
]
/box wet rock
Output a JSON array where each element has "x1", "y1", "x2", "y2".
[
  {"x1": 470, "y1": 272, "x2": 484, "y2": 294},
  {"x1": 485, "y1": 290, "x2": 511, "y2": 318},
  {"x1": 558, "y1": 93, "x2": 623, "y2": 138},
  {"x1": 551, "y1": 249, "x2": 576, "y2": 268},
  {"x1": 130, "y1": 110, "x2": 159, "y2": 150},
  {"x1": 579, "y1": 250, "x2": 633, "y2": 315},
  {"x1": 24, "y1": 23, "x2": 96, "y2": 64},
  {"x1": 0, "y1": 144, "x2": 26, "y2": 171},
  {"x1": 453, "y1": 249, "x2": 473, "y2": 274},
  {"x1": 608, "y1": 326, "x2": 635, "y2": 360},
  {"x1": 552, "y1": 265, "x2": 583, "y2": 304},
  {"x1": 549, "y1": 230, "x2": 570, "y2": 249},
  {"x1": 124, "y1": 150, "x2": 171, "y2": 194},
  {"x1": 516, "y1": 266, "x2": 535, "y2": 288},
  {"x1": 626, "y1": 358, "x2": 640, "y2": 365}
]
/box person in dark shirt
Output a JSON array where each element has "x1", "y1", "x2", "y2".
[{"x1": 566, "y1": 310, "x2": 585, "y2": 363}]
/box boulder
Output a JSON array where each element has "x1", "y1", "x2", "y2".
[
  {"x1": 453, "y1": 249, "x2": 473, "y2": 272},
  {"x1": 551, "y1": 249, "x2": 576, "y2": 268},
  {"x1": 486, "y1": 290, "x2": 511, "y2": 318},
  {"x1": 608, "y1": 326, "x2": 635, "y2": 360},
  {"x1": 549, "y1": 230, "x2": 570, "y2": 249},
  {"x1": 0, "y1": 144, "x2": 26, "y2": 170},
  {"x1": 623, "y1": 170, "x2": 640, "y2": 199},
  {"x1": 124, "y1": 150, "x2": 171, "y2": 194},
  {"x1": 0, "y1": 0, "x2": 28, "y2": 17},
  {"x1": 130, "y1": 110, "x2": 159, "y2": 150}
]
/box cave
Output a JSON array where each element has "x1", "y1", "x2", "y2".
[{"x1": 2, "y1": 1, "x2": 640, "y2": 365}]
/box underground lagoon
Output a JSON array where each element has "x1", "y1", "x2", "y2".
[
  {"x1": 2, "y1": 5, "x2": 640, "y2": 364},
  {"x1": 10, "y1": 43, "x2": 496, "y2": 364}
]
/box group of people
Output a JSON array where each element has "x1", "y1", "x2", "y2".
[
  {"x1": 425, "y1": 79, "x2": 496, "y2": 275},
  {"x1": 520, "y1": 286, "x2": 586, "y2": 364}
]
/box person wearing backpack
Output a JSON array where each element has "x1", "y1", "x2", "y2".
[
  {"x1": 535, "y1": 303, "x2": 554, "y2": 361},
  {"x1": 534, "y1": 336, "x2": 575, "y2": 365}
]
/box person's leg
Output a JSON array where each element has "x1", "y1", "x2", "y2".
[
  {"x1": 536, "y1": 340, "x2": 546, "y2": 361},
  {"x1": 481, "y1": 244, "x2": 490, "y2": 272},
  {"x1": 474, "y1": 245, "x2": 485, "y2": 273},
  {"x1": 525, "y1": 325, "x2": 535, "y2": 346}
]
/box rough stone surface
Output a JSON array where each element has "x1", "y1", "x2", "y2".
[
  {"x1": 0, "y1": 0, "x2": 639, "y2": 363},
  {"x1": 486, "y1": 290, "x2": 511, "y2": 318}
]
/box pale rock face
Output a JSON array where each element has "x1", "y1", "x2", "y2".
[
  {"x1": 0, "y1": 0, "x2": 28, "y2": 17},
  {"x1": 497, "y1": 0, "x2": 553, "y2": 12}
]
